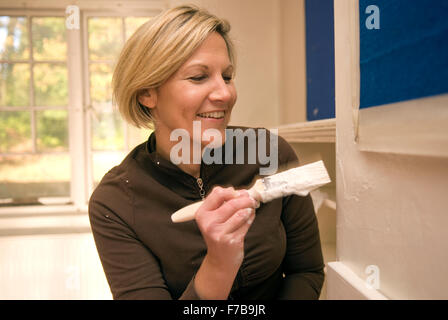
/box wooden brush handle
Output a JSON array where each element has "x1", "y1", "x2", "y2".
[
  {"x1": 171, "y1": 201, "x2": 204, "y2": 223},
  {"x1": 171, "y1": 180, "x2": 263, "y2": 223}
]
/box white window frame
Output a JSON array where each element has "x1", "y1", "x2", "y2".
[{"x1": 0, "y1": 0, "x2": 165, "y2": 220}]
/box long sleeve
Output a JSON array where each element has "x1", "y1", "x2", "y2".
[{"x1": 88, "y1": 170, "x2": 201, "y2": 300}]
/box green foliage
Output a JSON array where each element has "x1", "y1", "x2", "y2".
[
  {"x1": 0, "y1": 111, "x2": 31, "y2": 152},
  {"x1": 0, "y1": 63, "x2": 30, "y2": 106},
  {"x1": 34, "y1": 63, "x2": 68, "y2": 106},
  {"x1": 37, "y1": 110, "x2": 68, "y2": 151},
  {"x1": 0, "y1": 17, "x2": 68, "y2": 152},
  {"x1": 88, "y1": 17, "x2": 122, "y2": 60},
  {"x1": 31, "y1": 17, "x2": 66, "y2": 61}
]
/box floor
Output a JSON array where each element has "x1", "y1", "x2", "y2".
[{"x1": 0, "y1": 232, "x2": 112, "y2": 299}]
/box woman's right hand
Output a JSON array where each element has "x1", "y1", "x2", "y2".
[{"x1": 195, "y1": 186, "x2": 258, "y2": 271}]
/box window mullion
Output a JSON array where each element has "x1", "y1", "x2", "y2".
[
  {"x1": 83, "y1": 13, "x2": 95, "y2": 201},
  {"x1": 121, "y1": 17, "x2": 130, "y2": 152},
  {"x1": 67, "y1": 12, "x2": 88, "y2": 208},
  {"x1": 28, "y1": 15, "x2": 37, "y2": 153}
]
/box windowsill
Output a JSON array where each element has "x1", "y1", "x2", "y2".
[
  {"x1": 0, "y1": 204, "x2": 90, "y2": 236},
  {"x1": 273, "y1": 118, "x2": 336, "y2": 143}
]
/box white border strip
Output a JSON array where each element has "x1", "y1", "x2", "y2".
[
  {"x1": 326, "y1": 262, "x2": 388, "y2": 300},
  {"x1": 357, "y1": 94, "x2": 448, "y2": 157}
]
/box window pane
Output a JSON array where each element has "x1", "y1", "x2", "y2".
[
  {"x1": 32, "y1": 17, "x2": 66, "y2": 61},
  {"x1": 34, "y1": 63, "x2": 68, "y2": 106},
  {"x1": 125, "y1": 17, "x2": 150, "y2": 40},
  {"x1": 0, "y1": 154, "x2": 70, "y2": 204},
  {"x1": 0, "y1": 111, "x2": 32, "y2": 153},
  {"x1": 89, "y1": 63, "x2": 112, "y2": 104},
  {"x1": 88, "y1": 17, "x2": 122, "y2": 60},
  {"x1": 128, "y1": 125, "x2": 152, "y2": 149},
  {"x1": 36, "y1": 109, "x2": 68, "y2": 152},
  {"x1": 0, "y1": 16, "x2": 29, "y2": 60},
  {"x1": 0, "y1": 63, "x2": 30, "y2": 106},
  {"x1": 91, "y1": 106, "x2": 124, "y2": 151},
  {"x1": 93, "y1": 151, "x2": 126, "y2": 185}
]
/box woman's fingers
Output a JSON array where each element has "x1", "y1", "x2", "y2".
[
  {"x1": 212, "y1": 192, "x2": 256, "y2": 223},
  {"x1": 195, "y1": 186, "x2": 257, "y2": 270},
  {"x1": 199, "y1": 186, "x2": 239, "y2": 212},
  {"x1": 197, "y1": 187, "x2": 255, "y2": 223},
  {"x1": 225, "y1": 209, "x2": 256, "y2": 246},
  {"x1": 222, "y1": 207, "x2": 256, "y2": 234}
]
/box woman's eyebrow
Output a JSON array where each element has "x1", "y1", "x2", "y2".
[
  {"x1": 183, "y1": 63, "x2": 234, "y2": 72},
  {"x1": 184, "y1": 63, "x2": 208, "y2": 71}
]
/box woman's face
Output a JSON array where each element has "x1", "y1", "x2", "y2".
[{"x1": 144, "y1": 32, "x2": 237, "y2": 149}]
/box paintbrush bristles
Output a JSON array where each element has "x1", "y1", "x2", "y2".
[{"x1": 255, "y1": 160, "x2": 331, "y2": 202}]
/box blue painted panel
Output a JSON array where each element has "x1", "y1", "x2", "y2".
[
  {"x1": 305, "y1": 0, "x2": 335, "y2": 120},
  {"x1": 359, "y1": 0, "x2": 448, "y2": 109}
]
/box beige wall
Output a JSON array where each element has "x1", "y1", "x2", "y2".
[
  {"x1": 334, "y1": 0, "x2": 448, "y2": 299},
  {"x1": 279, "y1": 0, "x2": 307, "y2": 124}
]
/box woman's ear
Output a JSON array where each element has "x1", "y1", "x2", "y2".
[{"x1": 138, "y1": 88, "x2": 157, "y2": 109}]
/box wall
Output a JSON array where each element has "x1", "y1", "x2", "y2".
[
  {"x1": 334, "y1": 0, "x2": 448, "y2": 299},
  {"x1": 279, "y1": 0, "x2": 307, "y2": 124}
]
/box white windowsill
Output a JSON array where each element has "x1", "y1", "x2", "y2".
[
  {"x1": 0, "y1": 204, "x2": 90, "y2": 236},
  {"x1": 273, "y1": 118, "x2": 336, "y2": 143}
]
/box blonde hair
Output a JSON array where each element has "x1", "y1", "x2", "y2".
[{"x1": 112, "y1": 5, "x2": 235, "y2": 129}]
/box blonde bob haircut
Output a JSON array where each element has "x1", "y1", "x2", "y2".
[{"x1": 112, "y1": 5, "x2": 236, "y2": 129}]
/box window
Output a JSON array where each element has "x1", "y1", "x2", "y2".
[
  {"x1": 0, "y1": 6, "x2": 157, "y2": 208},
  {"x1": 0, "y1": 14, "x2": 71, "y2": 205},
  {"x1": 85, "y1": 15, "x2": 152, "y2": 186}
]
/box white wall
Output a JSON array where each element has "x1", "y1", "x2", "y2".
[{"x1": 334, "y1": 0, "x2": 448, "y2": 299}]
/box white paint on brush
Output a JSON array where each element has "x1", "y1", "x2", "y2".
[
  {"x1": 171, "y1": 160, "x2": 331, "y2": 223},
  {"x1": 250, "y1": 160, "x2": 331, "y2": 202}
]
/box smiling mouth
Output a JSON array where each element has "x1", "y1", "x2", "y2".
[{"x1": 196, "y1": 111, "x2": 225, "y2": 119}]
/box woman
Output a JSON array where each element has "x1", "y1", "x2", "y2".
[{"x1": 88, "y1": 5, "x2": 324, "y2": 300}]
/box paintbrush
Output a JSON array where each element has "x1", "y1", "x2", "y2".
[{"x1": 171, "y1": 160, "x2": 331, "y2": 223}]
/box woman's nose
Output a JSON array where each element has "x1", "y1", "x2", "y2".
[{"x1": 209, "y1": 76, "x2": 233, "y2": 104}]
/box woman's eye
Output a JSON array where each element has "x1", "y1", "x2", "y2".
[
  {"x1": 223, "y1": 75, "x2": 233, "y2": 83},
  {"x1": 189, "y1": 75, "x2": 207, "y2": 82}
]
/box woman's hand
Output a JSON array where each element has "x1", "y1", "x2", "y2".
[
  {"x1": 195, "y1": 186, "x2": 258, "y2": 269},
  {"x1": 193, "y1": 186, "x2": 258, "y2": 299}
]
